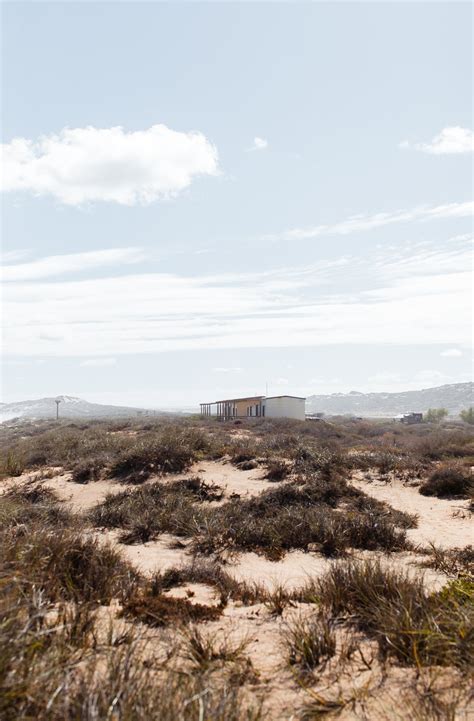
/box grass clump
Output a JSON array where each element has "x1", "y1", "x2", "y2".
[
  {"x1": 110, "y1": 433, "x2": 197, "y2": 479},
  {"x1": 181, "y1": 625, "x2": 250, "y2": 672},
  {"x1": 0, "y1": 449, "x2": 25, "y2": 477},
  {"x1": 71, "y1": 458, "x2": 104, "y2": 483},
  {"x1": 1, "y1": 485, "x2": 139, "y2": 604},
  {"x1": 2, "y1": 525, "x2": 140, "y2": 604},
  {"x1": 285, "y1": 615, "x2": 336, "y2": 671},
  {"x1": 151, "y1": 560, "x2": 267, "y2": 606},
  {"x1": 0, "y1": 485, "x2": 72, "y2": 529},
  {"x1": 420, "y1": 464, "x2": 472, "y2": 499},
  {"x1": 169, "y1": 475, "x2": 224, "y2": 501},
  {"x1": 88, "y1": 481, "x2": 203, "y2": 544},
  {"x1": 314, "y1": 560, "x2": 474, "y2": 668}
]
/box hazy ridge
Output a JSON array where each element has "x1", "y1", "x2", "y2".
[{"x1": 306, "y1": 382, "x2": 473, "y2": 417}]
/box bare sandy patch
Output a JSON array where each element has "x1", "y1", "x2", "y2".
[
  {"x1": 187, "y1": 459, "x2": 274, "y2": 499},
  {"x1": 226, "y1": 550, "x2": 331, "y2": 591},
  {"x1": 101, "y1": 530, "x2": 190, "y2": 574},
  {"x1": 41, "y1": 474, "x2": 125, "y2": 511},
  {"x1": 0, "y1": 467, "x2": 63, "y2": 492},
  {"x1": 352, "y1": 474, "x2": 472, "y2": 549},
  {"x1": 163, "y1": 582, "x2": 219, "y2": 607}
]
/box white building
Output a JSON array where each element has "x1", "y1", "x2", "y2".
[{"x1": 200, "y1": 394, "x2": 306, "y2": 421}]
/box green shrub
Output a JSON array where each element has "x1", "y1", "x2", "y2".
[
  {"x1": 425, "y1": 408, "x2": 449, "y2": 423},
  {"x1": 460, "y1": 407, "x2": 474, "y2": 425},
  {"x1": 0, "y1": 450, "x2": 25, "y2": 477}
]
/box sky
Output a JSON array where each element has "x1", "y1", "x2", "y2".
[{"x1": 1, "y1": 1, "x2": 473, "y2": 408}]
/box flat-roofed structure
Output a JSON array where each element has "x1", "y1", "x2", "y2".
[{"x1": 200, "y1": 395, "x2": 306, "y2": 421}]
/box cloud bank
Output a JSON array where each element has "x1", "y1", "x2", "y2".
[
  {"x1": 1, "y1": 124, "x2": 219, "y2": 205},
  {"x1": 400, "y1": 127, "x2": 474, "y2": 154},
  {"x1": 262, "y1": 201, "x2": 473, "y2": 242},
  {"x1": 2, "y1": 248, "x2": 145, "y2": 281},
  {"x1": 3, "y1": 236, "x2": 471, "y2": 358}
]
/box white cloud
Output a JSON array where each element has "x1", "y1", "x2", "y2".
[
  {"x1": 262, "y1": 201, "x2": 473, "y2": 242},
  {"x1": 251, "y1": 136, "x2": 268, "y2": 151},
  {"x1": 440, "y1": 348, "x2": 463, "y2": 357},
  {"x1": 2, "y1": 249, "x2": 31, "y2": 263},
  {"x1": 1, "y1": 247, "x2": 145, "y2": 281},
  {"x1": 1, "y1": 124, "x2": 219, "y2": 206},
  {"x1": 3, "y1": 236, "x2": 471, "y2": 358},
  {"x1": 401, "y1": 127, "x2": 474, "y2": 154},
  {"x1": 80, "y1": 358, "x2": 117, "y2": 367}
]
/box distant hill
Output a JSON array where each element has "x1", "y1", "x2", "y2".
[
  {"x1": 306, "y1": 382, "x2": 473, "y2": 418},
  {"x1": 0, "y1": 395, "x2": 166, "y2": 423}
]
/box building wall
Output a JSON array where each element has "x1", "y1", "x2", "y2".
[
  {"x1": 263, "y1": 397, "x2": 305, "y2": 421},
  {"x1": 233, "y1": 397, "x2": 262, "y2": 417}
]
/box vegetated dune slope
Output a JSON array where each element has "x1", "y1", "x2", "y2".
[{"x1": 1, "y1": 416, "x2": 472, "y2": 720}]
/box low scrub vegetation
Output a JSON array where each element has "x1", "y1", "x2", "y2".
[
  {"x1": 312, "y1": 560, "x2": 474, "y2": 668},
  {"x1": 2, "y1": 488, "x2": 140, "y2": 604},
  {"x1": 121, "y1": 592, "x2": 223, "y2": 627},
  {"x1": 0, "y1": 582, "x2": 261, "y2": 720},
  {"x1": 190, "y1": 473, "x2": 416, "y2": 558},
  {"x1": 89, "y1": 472, "x2": 415, "y2": 558},
  {"x1": 1, "y1": 416, "x2": 473, "y2": 719},
  {"x1": 423, "y1": 544, "x2": 474, "y2": 579},
  {"x1": 419, "y1": 463, "x2": 472, "y2": 499}
]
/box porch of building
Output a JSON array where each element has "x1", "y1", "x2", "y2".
[{"x1": 200, "y1": 396, "x2": 265, "y2": 420}]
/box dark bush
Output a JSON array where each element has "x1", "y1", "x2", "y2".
[
  {"x1": 71, "y1": 459, "x2": 104, "y2": 484},
  {"x1": 169, "y1": 476, "x2": 224, "y2": 502},
  {"x1": 121, "y1": 592, "x2": 222, "y2": 627},
  {"x1": 264, "y1": 459, "x2": 291, "y2": 482},
  {"x1": 420, "y1": 464, "x2": 472, "y2": 499}
]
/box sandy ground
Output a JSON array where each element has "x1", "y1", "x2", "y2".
[
  {"x1": 4, "y1": 461, "x2": 473, "y2": 719},
  {"x1": 352, "y1": 474, "x2": 472, "y2": 549},
  {"x1": 173, "y1": 459, "x2": 275, "y2": 499},
  {"x1": 227, "y1": 550, "x2": 331, "y2": 589},
  {"x1": 101, "y1": 529, "x2": 190, "y2": 574},
  {"x1": 5, "y1": 459, "x2": 274, "y2": 510}
]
